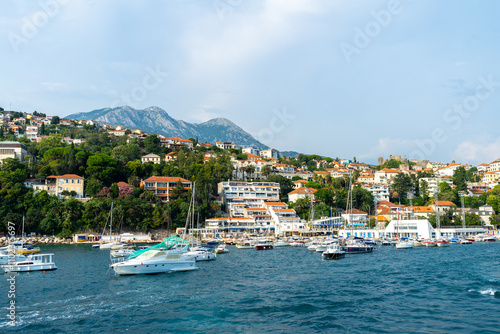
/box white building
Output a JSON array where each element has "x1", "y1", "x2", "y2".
[
  {"x1": 260, "y1": 148, "x2": 280, "y2": 159},
  {"x1": 363, "y1": 184, "x2": 390, "y2": 202},
  {"x1": 419, "y1": 177, "x2": 453, "y2": 197},
  {"x1": 242, "y1": 147, "x2": 259, "y2": 156},
  {"x1": 487, "y1": 159, "x2": 500, "y2": 172},
  {"x1": 287, "y1": 187, "x2": 316, "y2": 203},
  {"x1": 0, "y1": 141, "x2": 27, "y2": 163},
  {"x1": 141, "y1": 153, "x2": 161, "y2": 164},
  {"x1": 216, "y1": 142, "x2": 235, "y2": 150}
]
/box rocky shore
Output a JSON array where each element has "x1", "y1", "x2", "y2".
[{"x1": 1, "y1": 237, "x2": 76, "y2": 246}]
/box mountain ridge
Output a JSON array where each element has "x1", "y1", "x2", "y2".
[{"x1": 66, "y1": 106, "x2": 269, "y2": 150}]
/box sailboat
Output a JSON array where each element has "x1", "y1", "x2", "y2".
[
  {"x1": 93, "y1": 202, "x2": 124, "y2": 249},
  {"x1": 341, "y1": 172, "x2": 374, "y2": 254},
  {"x1": 0, "y1": 218, "x2": 40, "y2": 255},
  {"x1": 183, "y1": 182, "x2": 216, "y2": 261},
  {"x1": 395, "y1": 205, "x2": 414, "y2": 249}
]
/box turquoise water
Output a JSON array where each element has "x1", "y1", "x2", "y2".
[{"x1": 1, "y1": 242, "x2": 499, "y2": 333}]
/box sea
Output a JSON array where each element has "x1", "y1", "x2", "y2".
[{"x1": 1, "y1": 242, "x2": 499, "y2": 333}]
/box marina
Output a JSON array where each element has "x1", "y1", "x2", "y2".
[{"x1": 1, "y1": 240, "x2": 499, "y2": 332}]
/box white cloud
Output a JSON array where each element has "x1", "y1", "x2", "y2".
[{"x1": 452, "y1": 138, "x2": 500, "y2": 165}]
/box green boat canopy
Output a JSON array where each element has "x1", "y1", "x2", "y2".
[{"x1": 128, "y1": 235, "x2": 190, "y2": 259}]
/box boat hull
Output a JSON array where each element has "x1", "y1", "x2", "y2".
[
  {"x1": 2, "y1": 263, "x2": 57, "y2": 273},
  {"x1": 111, "y1": 259, "x2": 197, "y2": 275},
  {"x1": 255, "y1": 244, "x2": 273, "y2": 250},
  {"x1": 322, "y1": 252, "x2": 345, "y2": 260},
  {"x1": 341, "y1": 246, "x2": 373, "y2": 254}
]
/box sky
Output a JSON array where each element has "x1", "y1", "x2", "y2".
[{"x1": 1, "y1": 0, "x2": 500, "y2": 165}]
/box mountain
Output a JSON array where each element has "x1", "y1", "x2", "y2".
[
  {"x1": 280, "y1": 151, "x2": 301, "y2": 158},
  {"x1": 66, "y1": 106, "x2": 268, "y2": 150}
]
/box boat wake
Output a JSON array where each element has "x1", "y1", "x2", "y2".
[{"x1": 469, "y1": 288, "x2": 499, "y2": 296}]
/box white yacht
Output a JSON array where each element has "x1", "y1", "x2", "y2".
[
  {"x1": 110, "y1": 250, "x2": 197, "y2": 275},
  {"x1": 1, "y1": 253, "x2": 57, "y2": 273},
  {"x1": 183, "y1": 246, "x2": 217, "y2": 261}
]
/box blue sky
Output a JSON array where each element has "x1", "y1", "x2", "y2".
[{"x1": 1, "y1": 0, "x2": 500, "y2": 165}]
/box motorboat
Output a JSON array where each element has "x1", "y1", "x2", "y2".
[
  {"x1": 412, "y1": 240, "x2": 424, "y2": 247},
  {"x1": 307, "y1": 242, "x2": 320, "y2": 251},
  {"x1": 183, "y1": 246, "x2": 216, "y2": 261},
  {"x1": 110, "y1": 250, "x2": 197, "y2": 275},
  {"x1": 459, "y1": 239, "x2": 473, "y2": 244},
  {"x1": 255, "y1": 241, "x2": 273, "y2": 250},
  {"x1": 236, "y1": 240, "x2": 256, "y2": 249},
  {"x1": 1, "y1": 253, "x2": 57, "y2": 273},
  {"x1": 0, "y1": 241, "x2": 41, "y2": 254},
  {"x1": 341, "y1": 239, "x2": 374, "y2": 254},
  {"x1": 395, "y1": 240, "x2": 414, "y2": 249},
  {"x1": 110, "y1": 246, "x2": 136, "y2": 258},
  {"x1": 322, "y1": 244, "x2": 345, "y2": 260},
  {"x1": 380, "y1": 239, "x2": 393, "y2": 246},
  {"x1": 215, "y1": 245, "x2": 230, "y2": 254},
  {"x1": 97, "y1": 241, "x2": 125, "y2": 250},
  {"x1": 436, "y1": 240, "x2": 449, "y2": 247},
  {"x1": 423, "y1": 240, "x2": 437, "y2": 247},
  {"x1": 481, "y1": 235, "x2": 496, "y2": 242}
]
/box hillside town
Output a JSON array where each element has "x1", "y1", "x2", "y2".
[{"x1": 0, "y1": 108, "x2": 499, "y2": 241}]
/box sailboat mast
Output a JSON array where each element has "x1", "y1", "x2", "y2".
[{"x1": 110, "y1": 202, "x2": 113, "y2": 241}]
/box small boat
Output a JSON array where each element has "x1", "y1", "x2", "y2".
[
  {"x1": 436, "y1": 240, "x2": 449, "y2": 247},
  {"x1": 111, "y1": 250, "x2": 197, "y2": 275},
  {"x1": 482, "y1": 236, "x2": 496, "y2": 242},
  {"x1": 380, "y1": 239, "x2": 393, "y2": 246},
  {"x1": 322, "y1": 244, "x2": 345, "y2": 260},
  {"x1": 236, "y1": 241, "x2": 255, "y2": 249},
  {"x1": 395, "y1": 240, "x2": 414, "y2": 249},
  {"x1": 215, "y1": 245, "x2": 230, "y2": 254},
  {"x1": 1, "y1": 253, "x2": 57, "y2": 273},
  {"x1": 0, "y1": 241, "x2": 41, "y2": 254},
  {"x1": 184, "y1": 247, "x2": 217, "y2": 261},
  {"x1": 255, "y1": 241, "x2": 273, "y2": 250},
  {"x1": 413, "y1": 240, "x2": 424, "y2": 247},
  {"x1": 459, "y1": 239, "x2": 472, "y2": 244},
  {"x1": 423, "y1": 240, "x2": 437, "y2": 247},
  {"x1": 206, "y1": 240, "x2": 219, "y2": 246},
  {"x1": 110, "y1": 246, "x2": 136, "y2": 258}
]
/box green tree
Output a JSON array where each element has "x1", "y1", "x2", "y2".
[
  {"x1": 453, "y1": 166, "x2": 467, "y2": 192},
  {"x1": 390, "y1": 173, "x2": 413, "y2": 199},
  {"x1": 51, "y1": 116, "x2": 60, "y2": 125},
  {"x1": 420, "y1": 179, "x2": 429, "y2": 203}
]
